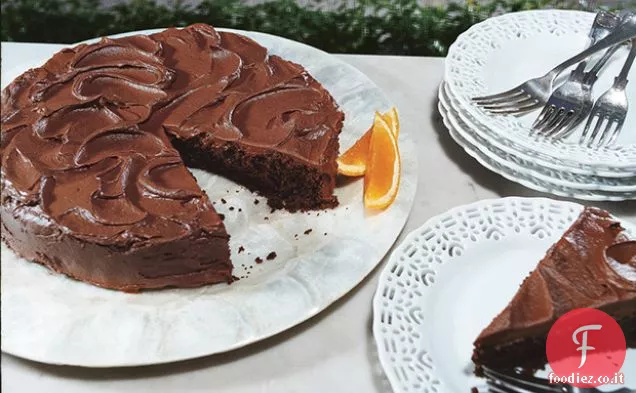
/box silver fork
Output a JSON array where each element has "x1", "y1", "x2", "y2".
[
  {"x1": 483, "y1": 367, "x2": 635, "y2": 393},
  {"x1": 579, "y1": 38, "x2": 636, "y2": 147},
  {"x1": 532, "y1": 12, "x2": 622, "y2": 138},
  {"x1": 472, "y1": 14, "x2": 636, "y2": 115}
]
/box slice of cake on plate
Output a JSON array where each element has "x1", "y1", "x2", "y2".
[{"x1": 472, "y1": 207, "x2": 636, "y2": 374}]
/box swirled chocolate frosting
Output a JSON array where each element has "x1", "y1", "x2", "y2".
[
  {"x1": 473, "y1": 207, "x2": 636, "y2": 372},
  {"x1": 0, "y1": 24, "x2": 343, "y2": 291}
]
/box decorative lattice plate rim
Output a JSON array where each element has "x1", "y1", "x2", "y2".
[
  {"x1": 445, "y1": 10, "x2": 636, "y2": 172},
  {"x1": 372, "y1": 197, "x2": 635, "y2": 393}
]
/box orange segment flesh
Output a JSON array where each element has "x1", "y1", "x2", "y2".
[
  {"x1": 337, "y1": 107, "x2": 399, "y2": 176},
  {"x1": 364, "y1": 113, "x2": 401, "y2": 209},
  {"x1": 336, "y1": 127, "x2": 372, "y2": 176}
]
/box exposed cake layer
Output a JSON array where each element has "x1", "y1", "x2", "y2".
[
  {"x1": 0, "y1": 24, "x2": 343, "y2": 290},
  {"x1": 472, "y1": 207, "x2": 636, "y2": 374},
  {"x1": 171, "y1": 132, "x2": 339, "y2": 212}
]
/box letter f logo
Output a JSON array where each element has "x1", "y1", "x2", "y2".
[
  {"x1": 572, "y1": 324, "x2": 602, "y2": 368},
  {"x1": 547, "y1": 309, "x2": 626, "y2": 387}
]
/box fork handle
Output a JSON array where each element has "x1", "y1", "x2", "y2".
[
  {"x1": 614, "y1": 38, "x2": 636, "y2": 89},
  {"x1": 583, "y1": 45, "x2": 623, "y2": 84},
  {"x1": 551, "y1": 14, "x2": 636, "y2": 76},
  {"x1": 576, "y1": 11, "x2": 621, "y2": 74},
  {"x1": 605, "y1": 388, "x2": 635, "y2": 393}
]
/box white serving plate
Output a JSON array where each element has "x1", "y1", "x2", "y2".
[
  {"x1": 373, "y1": 197, "x2": 636, "y2": 393},
  {"x1": 0, "y1": 28, "x2": 418, "y2": 367}
]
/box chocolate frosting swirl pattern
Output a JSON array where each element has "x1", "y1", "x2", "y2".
[
  {"x1": 1, "y1": 24, "x2": 343, "y2": 290},
  {"x1": 2, "y1": 23, "x2": 341, "y2": 243}
]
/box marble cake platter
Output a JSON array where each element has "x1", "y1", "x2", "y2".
[{"x1": 0, "y1": 29, "x2": 418, "y2": 367}]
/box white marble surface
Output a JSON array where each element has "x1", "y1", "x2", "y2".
[{"x1": 2, "y1": 45, "x2": 635, "y2": 392}]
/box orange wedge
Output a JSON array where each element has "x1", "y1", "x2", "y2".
[
  {"x1": 364, "y1": 113, "x2": 400, "y2": 209},
  {"x1": 337, "y1": 107, "x2": 399, "y2": 176}
]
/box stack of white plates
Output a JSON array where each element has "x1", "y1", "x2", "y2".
[{"x1": 440, "y1": 10, "x2": 636, "y2": 201}]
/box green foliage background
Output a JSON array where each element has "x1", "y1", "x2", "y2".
[{"x1": 1, "y1": 0, "x2": 628, "y2": 56}]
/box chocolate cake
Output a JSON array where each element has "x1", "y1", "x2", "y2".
[
  {"x1": 472, "y1": 207, "x2": 636, "y2": 374},
  {"x1": 0, "y1": 24, "x2": 344, "y2": 291}
]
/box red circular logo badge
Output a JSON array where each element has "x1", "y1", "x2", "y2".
[{"x1": 546, "y1": 308, "x2": 626, "y2": 387}]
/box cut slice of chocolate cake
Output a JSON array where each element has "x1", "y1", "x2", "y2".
[
  {"x1": 0, "y1": 24, "x2": 343, "y2": 291},
  {"x1": 472, "y1": 207, "x2": 636, "y2": 374}
]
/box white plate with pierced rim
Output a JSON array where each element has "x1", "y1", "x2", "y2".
[
  {"x1": 372, "y1": 197, "x2": 636, "y2": 393},
  {"x1": 438, "y1": 95, "x2": 636, "y2": 201},
  {"x1": 445, "y1": 10, "x2": 636, "y2": 175},
  {"x1": 442, "y1": 80, "x2": 636, "y2": 183},
  {"x1": 439, "y1": 82, "x2": 636, "y2": 192},
  {"x1": 438, "y1": 83, "x2": 636, "y2": 200},
  {"x1": 0, "y1": 28, "x2": 418, "y2": 367}
]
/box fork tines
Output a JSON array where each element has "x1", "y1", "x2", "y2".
[
  {"x1": 531, "y1": 105, "x2": 578, "y2": 137},
  {"x1": 580, "y1": 114, "x2": 624, "y2": 147},
  {"x1": 472, "y1": 89, "x2": 542, "y2": 115}
]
